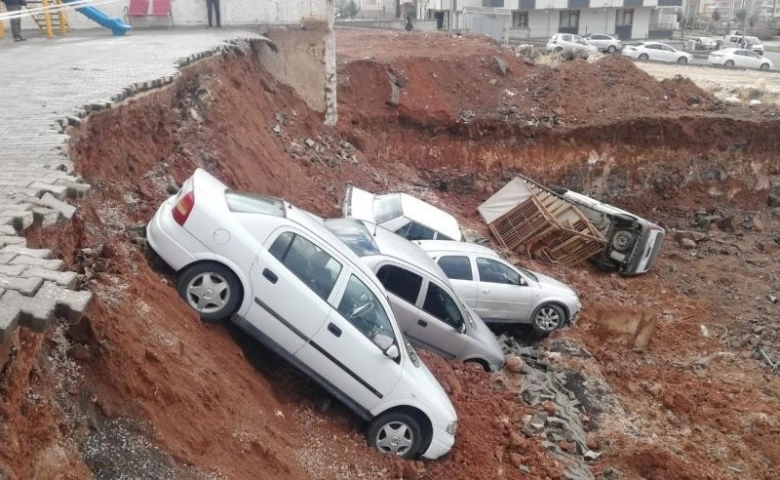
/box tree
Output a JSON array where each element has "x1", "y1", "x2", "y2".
[
  {"x1": 347, "y1": 0, "x2": 360, "y2": 18},
  {"x1": 735, "y1": 8, "x2": 747, "y2": 24},
  {"x1": 712, "y1": 8, "x2": 720, "y2": 23},
  {"x1": 748, "y1": 13, "x2": 760, "y2": 28},
  {"x1": 396, "y1": 0, "x2": 401, "y2": 19}
]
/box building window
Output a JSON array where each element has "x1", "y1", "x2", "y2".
[
  {"x1": 512, "y1": 11, "x2": 529, "y2": 28},
  {"x1": 616, "y1": 8, "x2": 633, "y2": 26},
  {"x1": 560, "y1": 10, "x2": 580, "y2": 29},
  {"x1": 483, "y1": 0, "x2": 505, "y2": 7}
]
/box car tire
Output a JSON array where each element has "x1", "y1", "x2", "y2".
[
  {"x1": 531, "y1": 304, "x2": 565, "y2": 337},
  {"x1": 367, "y1": 412, "x2": 424, "y2": 459},
  {"x1": 638, "y1": 53, "x2": 649, "y2": 61},
  {"x1": 607, "y1": 45, "x2": 616, "y2": 54},
  {"x1": 177, "y1": 262, "x2": 243, "y2": 322},
  {"x1": 554, "y1": 46, "x2": 563, "y2": 53},
  {"x1": 760, "y1": 63, "x2": 770, "y2": 70},
  {"x1": 611, "y1": 230, "x2": 635, "y2": 252},
  {"x1": 725, "y1": 60, "x2": 734, "y2": 67},
  {"x1": 677, "y1": 56, "x2": 688, "y2": 64}
]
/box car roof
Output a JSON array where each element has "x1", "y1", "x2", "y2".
[
  {"x1": 324, "y1": 218, "x2": 452, "y2": 284},
  {"x1": 389, "y1": 193, "x2": 461, "y2": 240},
  {"x1": 414, "y1": 239, "x2": 502, "y2": 258}
]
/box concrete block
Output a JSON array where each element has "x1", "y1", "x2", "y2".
[
  {"x1": 0, "y1": 253, "x2": 15, "y2": 264},
  {"x1": 40, "y1": 193, "x2": 76, "y2": 219},
  {"x1": 36, "y1": 282, "x2": 92, "y2": 323},
  {"x1": 0, "y1": 211, "x2": 33, "y2": 230},
  {"x1": 0, "y1": 245, "x2": 52, "y2": 258},
  {"x1": 0, "y1": 225, "x2": 16, "y2": 235},
  {"x1": 20, "y1": 267, "x2": 77, "y2": 289},
  {"x1": 53, "y1": 178, "x2": 91, "y2": 198},
  {"x1": 0, "y1": 264, "x2": 26, "y2": 276},
  {"x1": 0, "y1": 289, "x2": 55, "y2": 336},
  {"x1": 27, "y1": 182, "x2": 69, "y2": 199},
  {"x1": 0, "y1": 306, "x2": 21, "y2": 344},
  {"x1": 32, "y1": 207, "x2": 62, "y2": 227},
  {"x1": 10, "y1": 256, "x2": 64, "y2": 270},
  {"x1": 0, "y1": 274, "x2": 43, "y2": 296},
  {"x1": 0, "y1": 288, "x2": 5, "y2": 299},
  {"x1": 0, "y1": 236, "x2": 26, "y2": 248}
]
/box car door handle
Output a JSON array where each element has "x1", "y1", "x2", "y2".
[
  {"x1": 327, "y1": 323, "x2": 342, "y2": 337},
  {"x1": 262, "y1": 268, "x2": 278, "y2": 284},
  {"x1": 417, "y1": 319, "x2": 427, "y2": 328},
  {"x1": 482, "y1": 289, "x2": 491, "y2": 294}
]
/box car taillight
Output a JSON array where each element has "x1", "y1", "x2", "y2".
[{"x1": 172, "y1": 191, "x2": 195, "y2": 226}]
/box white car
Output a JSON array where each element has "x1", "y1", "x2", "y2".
[
  {"x1": 342, "y1": 184, "x2": 462, "y2": 241},
  {"x1": 416, "y1": 241, "x2": 581, "y2": 337},
  {"x1": 147, "y1": 168, "x2": 458, "y2": 459},
  {"x1": 546, "y1": 33, "x2": 599, "y2": 59},
  {"x1": 722, "y1": 35, "x2": 764, "y2": 55},
  {"x1": 708, "y1": 48, "x2": 772, "y2": 70},
  {"x1": 623, "y1": 42, "x2": 693, "y2": 63},
  {"x1": 324, "y1": 218, "x2": 505, "y2": 371},
  {"x1": 583, "y1": 33, "x2": 623, "y2": 53}
]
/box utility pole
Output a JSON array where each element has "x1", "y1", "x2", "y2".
[{"x1": 449, "y1": 0, "x2": 455, "y2": 32}]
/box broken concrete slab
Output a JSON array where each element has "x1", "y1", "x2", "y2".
[
  {"x1": 0, "y1": 274, "x2": 43, "y2": 296},
  {"x1": 20, "y1": 266, "x2": 77, "y2": 289},
  {"x1": 10, "y1": 255, "x2": 65, "y2": 270},
  {"x1": 35, "y1": 282, "x2": 92, "y2": 323},
  {"x1": 0, "y1": 245, "x2": 52, "y2": 258}
]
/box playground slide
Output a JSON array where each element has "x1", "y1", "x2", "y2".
[{"x1": 62, "y1": 0, "x2": 132, "y2": 36}]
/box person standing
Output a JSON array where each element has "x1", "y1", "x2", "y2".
[
  {"x1": 205, "y1": 0, "x2": 220, "y2": 28},
  {"x1": 2, "y1": 0, "x2": 27, "y2": 41}
]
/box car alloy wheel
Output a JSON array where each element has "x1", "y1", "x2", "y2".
[
  {"x1": 638, "y1": 53, "x2": 649, "y2": 61},
  {"x1": 607, "y1": 45, "x2": 616, "y2": 54},
  {"x1": 760, "y1": 63, "x2": 770, "y2": 70},
  {"x1": 677, "y1": 56, "x2": 688, "y2": 64},
  {"x1": 177, "y1": 262, "x2": 243, "y2": 322},
  {"x1": 532, "y1": 304, "x2": 564, "y2": 336},
  {"x1": 725, "y1": 60, "x2": 734, "y2": 67},
  {"x1": 368, "y1": 412, "x2": 423, "y2": 459}
]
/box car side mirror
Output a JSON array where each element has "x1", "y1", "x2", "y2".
[
  {"x1": 385, "y1": 345, "x2": 400, "y2": 360},
  {"x1": 373, "y1": 334, "x2": 399, "y2": 360},
  {"x1": 458, "y1": 321, "x2": 466, "y2": 334}
]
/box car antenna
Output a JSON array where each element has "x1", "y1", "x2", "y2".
[{"x1": 373, "y1": 221, "x2": 379, "y2": 237}]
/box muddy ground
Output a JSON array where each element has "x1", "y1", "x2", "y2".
[{"x1": 1, "y1": 29, "x2": 780, "y2": 480}]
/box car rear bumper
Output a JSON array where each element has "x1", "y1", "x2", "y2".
[
  {"x1": 146, "y1": 197, "x2": 199, "y2": 272},
  {"x1": 421, "y1": 429, "x2": 455, "y2": 459}
]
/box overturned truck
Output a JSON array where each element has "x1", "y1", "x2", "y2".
[{"x1": 478, "y1": 176, "x2": 665, "y2": 275}]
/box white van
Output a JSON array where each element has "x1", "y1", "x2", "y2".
[
  {"x1": 324, "y1": 218, "x2": 505, "y2": 371},
  {"x1": 147, "y1": 169, "x2": 458, "y2": 459}
]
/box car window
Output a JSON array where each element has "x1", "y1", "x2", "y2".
[
  {"x1": 746, "y1": 50, "x2": 759, "y2": 58},
  {"x1": 337, "y1": 274, "x2": 396, "y2": 343},
  {"x1": 477, "y1": 258, "x2": 522, "y2": 285},
  {"x1": 662, "y1": 45, "x2": 673, "y2": 52},
  {"x1": 645, "y1": 44, "x2": 658, "y2": 50},
  {"x1": 269, "y1": 232, "x2": 342, "y2": 301},
  {"x1": 561, "y1": 34, "x2": 571, "y2": 42},
  {"x1": 376, "y1": 265, "x2": 423, "y2": 304},
  {"x1": 435, "y1": 232, "x2": 454, "y2": 241},
  {"x1": 225, "y1": 191, "x2": 285, "y2": 216},
  {"x1": 422, "y1": 282, "x2": 463, "y2": 329},
  {"x1": 395, "y1": 221, "x2": 436, "y2": 241},
  {"x1": 437, "y1": 256, "x2": 473, "y2": 281},
  {"x1": 372, "y1": 194, "x2": 403, "y2": 224}
]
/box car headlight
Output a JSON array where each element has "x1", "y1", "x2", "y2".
[{"x1": 446, "y1": 420, "x2": 458, "y2": 436}]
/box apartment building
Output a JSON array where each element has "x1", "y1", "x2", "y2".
[{"x1": 426, "y1": 0, "x2": 682, "y2": 40}]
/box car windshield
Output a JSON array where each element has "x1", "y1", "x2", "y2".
[
  {"x1": 225, "y1": 191, "x2": 285, "y2": 216},
  {"x1": 516, "y1": 265, "x2": 538, "y2": 282},
  {"x1": 372, "y1": 194, "x2": 403, "y2": 224},
  {"x1": 323, "y1": 219, "x2": 380, "y2": 257}
]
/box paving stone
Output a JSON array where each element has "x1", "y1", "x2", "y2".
[
  {"x1": 27, "y1": 182, "x2": 69, "y2": 199},
  {"x1": 0, "y1": 253, "x2": 16, "y2": 265},
  {"x1": 20, "y1": 267, "x2": 77, "y2": 289},
  {"x1": 0, "y1": 245, "x2": 52, "y2": 259},
  {"x1": 0, "y1": 289, "x2": 55, "y2": 334},
  {"x1": 10, "y1": 256, "x2": 65, "y2": 270},
  {"x1": 35, "y1": 282, "x2": 93, "y2": 324},
  {"x1": 0, "y1": 211, "x2": 34, "y2": 230},
  {"x1": 40, "y1": 193, "x2": 76, "y2": 220},
  {"x1": 0, "y1": 265, "x2": 27, "y2": 276},
  {"x1": 0, "y1": 226, "x2": 17, "y2": 235},
  {"x1": 53, "y1": 178, "x2": 91, "y2": 198},
  {"x1": 0, "y1": 236, "x2": 26, "y2": 249},
  {"x1": 0, "y1": 274, "x2": 43, "y2": 296}
]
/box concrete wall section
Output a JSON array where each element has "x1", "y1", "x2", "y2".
[
  {"x1": 527, "y1": 9, "x2": 559, "y2": 38},
  {"x1": 18, "y1": 0, "x2": 329, "y2": 32},
  {"x1": 633, "y1": 7, "x2": 651, "y2": 39}
]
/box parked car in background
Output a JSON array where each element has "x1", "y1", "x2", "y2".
[
  {"x1": 545, "y1": 33, "x2": 599, "y2": 59},
  {"x1": 691, "y1": 36, "x2": 719, "y2": 50},
  {"x1": 622, "y1": 41, "x2": 693, "y2": 63},
  {"x1": 324, "y1": 218, "x2": 505, "y2": 371},
  {"x1": 342, "y1": 184, "x2": 462, "y2": 241},
  {"x1": 720, "y1": 35, "x2": 764, "y2": 55},
  {"x1": 147, "y1": 169, "x2": 458, "y2": 459},
  {"x1": 416, "y1": 240, "x2": 581, "y2": 337},
  {"x1": 583, "y1": 33, "x2": 623, "y2": 53},
  {"x1": 708, "y1": 48, "x2": 772, "y2": 70}
]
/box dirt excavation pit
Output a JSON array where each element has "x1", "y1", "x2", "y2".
[{"x1": 2, "y1": 30, "x2": 780, "y2": 479}]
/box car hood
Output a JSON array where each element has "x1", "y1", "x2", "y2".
[
  {"x1": 343, "y1": 185, "x2": 376, "y2": 222},
  {"x1": 403, "y1": 353, "x2": 457, "y2": 424},
  {"x1": 530, "y1": 270, "x2": 578, "y2": 297},
  {"x1": 465, "y1": 305, "x2": 505, "y2": 368}
]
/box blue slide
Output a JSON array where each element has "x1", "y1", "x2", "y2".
[{"x1": 62, "y1": 0, "x2": 132, "y2": 36}]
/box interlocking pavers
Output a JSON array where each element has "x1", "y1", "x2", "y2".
[{"x1": 0, "y1": 29, "x2": 267, "y2": 343}]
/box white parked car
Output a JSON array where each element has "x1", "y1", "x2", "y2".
[
  {"x1": 416, "y1": 241, "x2": 581, "y2": 337},
  {"x1": 545, "y1": 33, "x2": 599, "y2": 59},
  {"x1": 708, "y1": 48, "x2": 772, "y2": 70},
  {"x1": 342, "y1": 184, "x2": 462, "y2": 241},
  {"x1": 623, "y1": 42, "x2": 693, "y2": 63},
  {"x1": 583, "y1": 33, "x2": 623, "y2": 53},
  {"x1": 721, "y1": 35, "x2": 764, "y2": 55},
  {"x1": 147, "y1": 169, "x2": 458, "y2": 459},
  {"x1": 324, "y1": 218, "x2": 505, "y2": 371}
]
